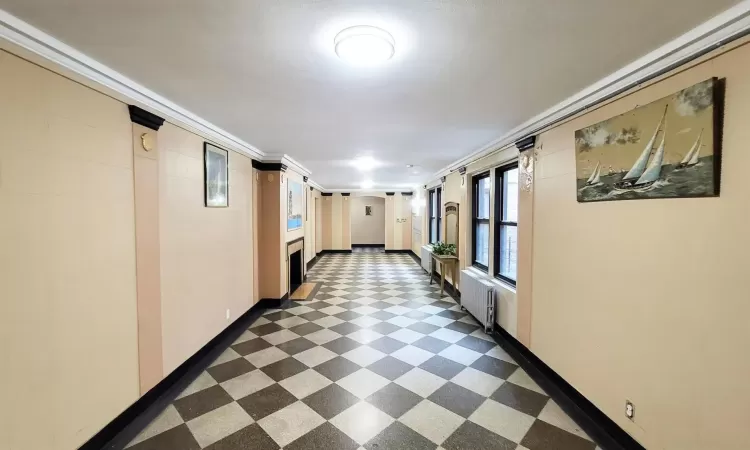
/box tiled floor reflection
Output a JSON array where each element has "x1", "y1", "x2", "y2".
[{"x1": 126, "y1": 253, "x2": 600, "y2": 450}]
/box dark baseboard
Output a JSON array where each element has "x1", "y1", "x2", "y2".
[
  {"x1": 352, "y1": 244, "x2": 385, "y2": 248},
  {"x1": 491, "y1": 327, "x2": 646, "y2": 450},
  {"x1": 306, "y1": 254, "x2": 320, "y2": 271},
  {"x1": 320, "y1": 249, "x2": 353, "y2": 254},
  {"x1": 81, "y1": 297, "x2": 283, "y2": 450},
  {"x1": 384, "y1": 249, "x2": 411, "y2": 254},
  {"x1": 407, "y1": 250, "x2": 421, "y2": 265}
]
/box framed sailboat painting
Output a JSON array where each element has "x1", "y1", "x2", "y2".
[{"x1": 575, "y1": 78, "x2": 723, "y2": 203}]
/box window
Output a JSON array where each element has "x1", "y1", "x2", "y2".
[
  {"x1": 494, "y1": 164, "x2": 519, "y2": 285},
  {"x1": 428, "y1": 187, "x2": 442, "y2": 243},
  {"x1": 472, "y1": 172, "x2": 491, "y2": 271}
]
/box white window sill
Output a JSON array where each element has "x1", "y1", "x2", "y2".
[{"x1": 464, "y1": 266, "x2": 517, "y2": 294}]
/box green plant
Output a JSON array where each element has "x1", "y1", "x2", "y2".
[{"x1": 431, "y1": 241, "x2": 456, "y2": 256}]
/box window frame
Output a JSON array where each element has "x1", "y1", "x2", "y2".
[
  {"x1": 493, "y1": 163, "x2": 519, "y2": 286},
  {"x1": 472, "y1": 171, "x2": 491, "y2": 272},
  {"x1": 428, "y1": 187, "x2": 442, "y2": 244}
]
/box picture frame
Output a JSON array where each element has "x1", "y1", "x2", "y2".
[
  {"x1": 287, "y1": 179, "x2": 303, "y2": 230},
  {"x1": 574, "y1": 77, "x2": 723, "y2": 203},
  {"x1": 204, "y1": 142, "x2": 229, "y2": 207}
]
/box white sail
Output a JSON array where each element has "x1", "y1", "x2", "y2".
[
  {"x1": 622, "y1": 106, "x2": 667, "y2": 181},
  {"x1": 687, "y1": 131, "x2": 703, "y2": 166},
  {"x1": 680, "y1": 129, "x2": 703, "y2": 166},
  {"x1": 586, "y1": 161, "x2": 601, "y2": 184},
  {"x1": 635, "y1": 125, "x2": 666, "y2": 185},
  {"x1": 590, "y1": 165, "x2": 601, "y2": 184}
]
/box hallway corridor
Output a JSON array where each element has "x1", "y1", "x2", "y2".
[{"x1": 126, "y1": 253, "x2": 598, "y2": 450}]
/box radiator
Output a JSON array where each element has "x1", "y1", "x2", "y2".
[
  {"x1": 420, "y1": 245, "x2": 432, "y2": 273},
  {"x1": 460, "y1": 269, "x2": 496, "y2": 333}
]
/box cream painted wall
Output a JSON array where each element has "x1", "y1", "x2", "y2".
[
  {"x1": 305, "y1": 188, "x2": 319, "y2": 263},
  {"x1": 0, "y1": 50, "x2": 140, "y2": 450},
  {"x1": 351, "y1": 196, "x2": 385, "y2": 245},
  {"x1": 315, "y1": 194, "x2": 323, "y2": 254},
  {"x1": 529, "y1": 42, "x2": 750, "y2": 450},
  {"x1": 158, "y1": 124, "x2": 256, "y2": 374},
  {"x1": 321, "y1": 194, "x2": 351, "y2": 250}
]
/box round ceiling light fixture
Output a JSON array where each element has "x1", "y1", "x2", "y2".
[{"x1": 335, "y1": 26, "x2": 395, "y2": 66}]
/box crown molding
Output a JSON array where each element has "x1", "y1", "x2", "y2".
[
  {"x1": 0, "y1": 9, "x2": 321, "y2": 185},
  {"x1": 430, "y1": 0, "x2": 750, "y2": 181}
]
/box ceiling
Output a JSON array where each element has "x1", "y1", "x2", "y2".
[{"x1": 0, "y1": 0, "x2": 740, "y2": 189}]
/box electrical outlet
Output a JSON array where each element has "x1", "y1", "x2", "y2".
[
  {"x1": 625, "y1": 400, "x2": 635, "y2": 420},
  {"x1": 226, "y1": 309, "x2": 231, "y2": 320}
]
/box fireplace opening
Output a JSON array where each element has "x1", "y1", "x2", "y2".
[{"x1": 289, "y1": 249, "x2": 303, "y2": 296}]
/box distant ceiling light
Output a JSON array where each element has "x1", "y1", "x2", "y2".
[
  {"x1": 361, "y1": 180, "x2": 374, "y2": 189},
  {"x1": 335, "y1": 26, "x2": 395, "y2": 66},
  {"x1": 354, "y1": 156, "x2": 377, "y2": 171},
  {"x1": 406, "y1": 164, "x2": 413, "y2": 168}
]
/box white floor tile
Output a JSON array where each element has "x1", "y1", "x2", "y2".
[
  {"x1": 469, "y1": 399, "x2": 535, "y2": 443},
  {"x1": 293, "y1": 346, "x2": 338, "y2": 367},
  {"x1": 279, "y1": 369, "x2": 332, "y2": 399},
  {"x1": 187, "y1": 402, "x2": 253, "y2": 448},
  {"x1": 209, "y1": 347, "x2": 241, "y2": 367},
  {"x1": 507, "y1": 368, "x2": 546, "y2": 394},
  {"x1": 330, "y1": 401, "x2": 394, "y2": 444},
  {"x1": 394, "y1": 368, "x2": 447, "y2": 397},
  {"x1": 175, "y1": 372, "x2": 217, "y2": 399},
  {"x1": 275, "y1": 316, "x2": 309, "y2": 329},
  {"x1": 390, "y1": 345, "x2": 434, "y2": 366},
  {"x1": 245, "y1": 346, "x2": 289, "y2": 368},
  {"x1": 262, "y1": 329, "x2": 300, "y2": 345},
  {"x1": 342, "y1": 346, "x2": 386, "y2": 367},
  {"x1": 400, "y1": 400, "x2": 464, "y2": 444},
  {"x1": 429, "y1": 328, "x2": 467, "y2": 344},
  {"x1": 304, "y1": 328, "x2": 343, "y2": 345},
  {"x1": 537, "y1": 400, "x2": 592, "y2": 440},
  {"x1": 337, "y1": 369, "x2": 390, "y2": 399},
  {"x1": 346, "y1": 328, "x2": 384, "y2": 344},
  {"x1": 438, "y1": 345, "x2": 483, "y2": 365},
  {"x1": 220, "y1": 369, "x2": 275, "y2": 400},
  {"x1": 451, "y1": 367, "x2": 505, "y2": 396},
  {"x1": 388, "y1": 328, "x2": 424, "y2": 344},
  {"x1": 258, "y1": 401, "x2": 326, "y2": 447},
  {"x1": 312, "y1": 315, "x2": 345, "y2": 328}
]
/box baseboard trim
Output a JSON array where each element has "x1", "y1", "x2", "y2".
[
  {"x1": 306, "y1": 254, "x2": 320, "y2": 271},
  {"x1": 81, "y1": 298, "x2": 280, "y2": 450},
  {"x1": 384, "y1": 249, "x2": 411, "y2": 254},
  {"x1": 352, "y1": 244, "x2": 385, "y2": 248},
  {"x1": 320, "y1": 249, "x2": 353, "y2": 254},
  {"x1": 407, "y1": 250, "x2": 421, "y2": 265},
  {"x1": 491, "y1": 327, "x2": 646, "y2": 450}
]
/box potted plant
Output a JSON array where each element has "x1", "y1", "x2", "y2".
[{"x1": 431, "y1": 241, "x2": 456, "y2": 257}]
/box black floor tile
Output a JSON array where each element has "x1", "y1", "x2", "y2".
[
  {"x1": 491, "y1": 382, "x2": 549, "y2": 417},
  {"x1": 206, "y1": 357, "x2": 255, "y2": 383},
  {"x1": 521, "y1": 420, "x2": 597, "y2": 450},
  {"x1": 412, "y1": 336, "x2": 452, "y2": 354},
  {"x1": 471, "y1": 356, "x2": 518, "y2": 379},
  {"x1": 237, "y1": 384, "x2": 297, "y2": 421},
  {"x1": 203, "y1": 424, "x2": 280, "y2": 450},
  {"x1": 128, "y1": 424, "x2": 200, "y2": 450},
  {"x1": 364, "y1": 422, "x2": 437, "y2": 450},
  {"x1": 368, "y1": 336, "x2": 408, "y2": 354},
  {"x1": 323, "y1": 337, "x2": 362, "y2": 354},
  {"x1": 442, "y1": 421, "x2": 516, "y2": 450},
  {"x1": 275, "y1": 337, "x2": 318, "y2": 355},
  {"x1": 173, "y1": 385, "x2": 233, "y2": 421},
  {"x1": 366, "y1": 383, "x2": 423, "y2": 418},
  {"x1": 428, "y1": 382, "x2": 485, "y2": 418},
  {"x1": 419, "y1": 355, "x2": 466, "y2": 380},
  {"x1": 302, "y1": 384, "x2": 360, "y2": 419},
  {"x1": 286, "y1": 422, "x2": 359, "y2": 450},
  {"x1": 313, "y1": 356, "x2": 361, "y2": 381},
  {"x1": 231, "y1": 337, "x2": 272, "y2": 356},
  {"x1": 260, "y1": 357, "x2": 308, "y2": 381},
  {"x1": 367, "y1": 356, "x2": 414, "y2": 380},
  {"x1": 455, "y1": 335, "x2": 496, "y2": 353}
]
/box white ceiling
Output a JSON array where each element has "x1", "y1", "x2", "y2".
[{"x1": 0, "y1": 0, "x2": 740, "y2": 189}]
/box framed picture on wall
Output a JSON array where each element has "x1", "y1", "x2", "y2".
[
  {"x1": 365, "y1": 206, "x2": 372, "y2": 216},
  {"x1": 204, "y1": 142, "x2": 229, "y2": 207},
  {"x1": 288, "y1": 179, "x2": 303, "y2": 230}
]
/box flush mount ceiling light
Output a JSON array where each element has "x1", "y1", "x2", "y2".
[
  {"x1": 335, "y1": 26, "x2": 395, "y2": 66},
  {"x1": 361, "y1": 180, "x2": 374, "y2": 189},
  {"x1": 353, "y1": 156, "x2": 377, "y2": 171}
]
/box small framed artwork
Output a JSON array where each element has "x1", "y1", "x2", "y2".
[
  {"x1": 287, "y1": 179, "x2": 303, "y2": 230},
  {"x1": 204, "y1": 142, "x2": 229, "y2": 207},
  {"x1": 365, "y1": 206, "x2": 372, "y2": 216}
]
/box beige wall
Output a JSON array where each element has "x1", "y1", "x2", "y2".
[
  {"x1": 529, "y1": 42, "x2": 750, "y2": 450},
  {"x1": 320, "y1": 194, "x2": 351, "y2": 250},
  {"x1": 384, "y1": 194, "x2": 413, "y2": 250},
  {"x1": 0, "y1": 50, "x2": 140, "y2": 450},
  {"x1": 158, "y1": 124, "x2": 256, "y2": 374},
  {"x1": 258, "y1": 170, "x2": 283, "y2": 299},
  {"x1": 430, "y1": 40, "x2": 750, "y2": 450},
  {"x1": 351, "y1": 196, "x2": 385, "y2": 245},
  {"x1": 305, "y1": 188, "x2": 319, "y2": 262}
]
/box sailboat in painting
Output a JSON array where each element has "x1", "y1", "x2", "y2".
[
  {"x1": 585, "y1": 161, "x2": 602, "y2": 186},
  {"x1": 613, "y1": 105, "x2": 668, "y2": 190},
  {"x1": 676, "y1": 129, "x2": 704, "y2": 169}
]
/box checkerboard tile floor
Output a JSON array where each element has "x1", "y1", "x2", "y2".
[{"x1": 126, "y1": 253, "x2": 601, "y2": 450}]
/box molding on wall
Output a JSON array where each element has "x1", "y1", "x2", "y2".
[
  {"x1": 340, "y1": 193, "x2": 350, "y2": 197},
  {"x1": 385, "y1": 192, "x2": 395, "y2": 196},
  {"x1": 128, "y1": 105, "x2": 165, "y2": 131},
  {"x1": 0, "y1": 9, "x2": 325, "y2": 184},
  {"x1": 79, "y1": 299, "x2": 274, "y2": 450},
  {"x1": 491, "y1": 326, "x2": 647, "y2": 450},
  {"x1": 251, "y1": 160, "x2": 287, "y2": 172},
  {"x1": 430, "y1": 1, "x2": 750, "y2": 181},
  {"x1": 352, "y1": 244, "x2": 385, "y2": 248},
  {"x1": 320, "y1": 249, "x2": 353, "y2": 254},
  {"x1": 321, "y1": 193, "x2": 333, "y2": 197}
]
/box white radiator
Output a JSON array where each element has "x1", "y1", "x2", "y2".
[
  {"x1": 460, "y1": 269, "x2": 496, "y2": 333},
  {"x1": 420, "y1": 245, "x2": 433, "y2": 273}
]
